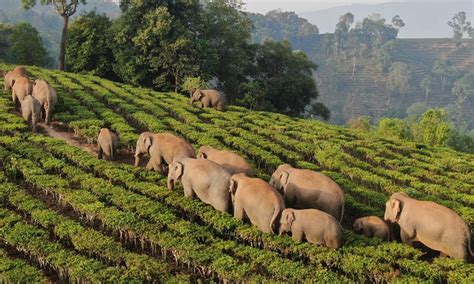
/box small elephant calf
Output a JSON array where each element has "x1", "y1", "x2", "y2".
[
  {"x1": 21, "y1": 95, "x2": 41, "y2": 133},
  {"x1": 279, "y1": 208, "x2": 343, "y2": 249},
  {"x1": 353, "y1": 216, "x2": 392, "y2": 241},
  {"x1": 97, "y1": 128, "x2": 119, "y2": 161}
]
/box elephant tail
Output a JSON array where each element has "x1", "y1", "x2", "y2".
[
  {"x1": 339, "y1": 200, "x2": 345, "y2": 223},
  {"x1": 109, "y1": 141, "x2": 114, "y2": 160},
  {"x1": 270, "y1": 206, "x2": 282, "y2": 234}
]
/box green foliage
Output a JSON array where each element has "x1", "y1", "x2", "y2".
[
  {"x1": 418, "y1": 109, "x2": 451, "y2": 147},
  {"x1": 387, "y1": 62, "x2": 411, "y2": 95},
  {"x1": 451, "y1": 70, "x2": 474, "y2": 108},
  {"x1": 347, "y1": 116, "x2": 371, "y2": 131},
  {"x1": 66, "y1": 11, "x2": 115, "y2": 78},
  {"x1": 2, "y1": 22, "x2": 48, "y2": 66},
  {"x1": 377, "y1": 118, "x2": 408, "y2": 140},
  {"x1": 447, "y1": 11, "x2": 472, "y2": 46},
  {"x1": 181, "y1": 76, "x2": 207, "y2": 96}
]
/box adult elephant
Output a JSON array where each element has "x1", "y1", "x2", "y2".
[
  {"x1": 197, "y1": 145, "x2": 253, "y2": 176},
  {"x1": 11, "y1": 76, "x2": 34, "y2": 109},
  {"x1": 134, "y1": 132, "x2": 195, "y2": 173},
  {"x1": 269, "y1": 164, "x2": 345, "y2": 222},
  {"x1": 385, "y1": 192, "x2": 472, "y2": 261},
  {"x1": 167, "y1": 158, "x2": 231, "y2": 213},
  {"x1": 97, "y1": 128, "x2": 119, "y2": 161},
  {"x1": 190, "y1": 89, "x2": 226, "y2": 111},
  {"x1": 32, "y1": 79, "x2": 58, "y2": 125},
  {"x1": 229, "y1": 173, "x2": 285, "y2": 234},
  {"x1": 4, "y1": 66, "x2": 28, "y2": 91}
]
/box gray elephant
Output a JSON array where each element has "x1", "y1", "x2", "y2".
[
  {"x1": 197, "y1": 145, "x2": 253, "y2": 176},
  {"x1": 190, "y1": 89, "x2": 226, "y2": 111},
  {"x1": 279, "y1": 208, "x2": 343, "y2": 249},
  {"x1": 229, "y1": 173, "x2": 285, "y2": 234},
  {"x1": 168, "y1": 158, "x2": 231, "y2": 213},
  {"x1": 97, "y1": 128, "x2": 119, "y2": 161},
  {"x1": 353, "y1": 216, "x2": 393, "y2": 241},
  {"x1": 21, "y1": 95, "x2": 41, "y2": 133},
  {"x1": 11, "y1": 76, "x2": 33, "y2": 110},
  {"x1": 269, "y1": 164, "x2": 345, "y2": 222},
  {"x1": 134, "y1": 132, "x2": 195, "y2": 173},
  {"x1": 385, "y1": 192, "x2": 472, "y2": 261},
  {"x1": 32, "y1": 79, "x2": 58, "y2": 125},
  {"x1": 4, "y1": 66, "x2": 27, "y2": 91}
]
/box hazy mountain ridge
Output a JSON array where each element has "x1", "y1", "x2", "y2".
[{"x1": 300, "y1": 1, "x2": 473, "y2": 38}]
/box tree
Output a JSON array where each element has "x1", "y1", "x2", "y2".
[
  {"x1": 182, "y1": 76, "x2": 207, "y2": 97},
  {"x1": 66, "y1": 11, "x2": 114, "y2": 78},
  {"x1": 334, "y1": 12, "x2": 354, "y2": 58},
  {"x1": 0, "y1": 23, "x2": 14, "y2": 61},
  {"x1": 21, "y1": 0, "x2": 86, "y2": 71},
  {"x1": 418, "y1": 108, "x2": 451, "y2": 147},
  {"x1": 391, "y1": 15, "x2": 405, "y2": 30},
  {"x1": 387, "y1": 62, "x2": 411, "y2": 106},
  {"x1": 420, "y1": 75, "x2": 434, "y2": 103},
  {"x1": 451, "y1": 70, "x2": 474, "y2": 109},
  {"x1": 347, "y1": 116, "x2": 371, "y2": 131},
  {"x1": 432, "y1": 59, "x2": 450, "y2": 91},
  {"x1": 377, "y1": 118, "x2": 408, "y2": 140},
  {"x1": 5, "y1": 22, "x2": 48, "y2": 66},
  {"x1": 237, "y1": 81, "x2": 275, "y2": 111},
  {"x1": 249, "y1": 40, "x2": 327, "y2": 117},
  {"x1": 447, "y1": 11, "x2": 472, "y2": 46}
]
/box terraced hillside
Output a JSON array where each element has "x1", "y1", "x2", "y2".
[
  {"x1": 314, "y1": 39, "x2": 474, "y2": 125},
  {"x1": 0, "y1": 64, "x2": 473, "y2": 282}
]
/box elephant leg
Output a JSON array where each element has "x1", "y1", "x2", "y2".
[
  {"x1": 183, "y1": 186, "x2": 195, "y2": 199},
  {"x1": 201, "y1": 97, "x2": 210, "y2": 108},
  {"x1": 233, "y1": 203, "x2": 245, "y2": 220},
  {"x1": 45, "y1": 107, "x2": 51, "y2": 125},
  {"x1": 400, "y1": 228, "x2": 415, "y2": 246},
  {"x1": 98, "y1": 147, "x2": 103, "y2": 160},
  {"x1": 291, "y1": 228, "x2": 304, "y2": 242}
]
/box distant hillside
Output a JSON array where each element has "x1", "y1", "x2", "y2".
[
  {"x1": 313, "y1": 38, "x2": 474, "y2": 126},
  {"x1": 0, "y1": 0, "x2": 121, "y2": 64},
  {"x1": 300, "y1": 1, "x2": 473, "y2": 38}
]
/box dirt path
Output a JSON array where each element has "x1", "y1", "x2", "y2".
[{"x1": 37, "y1": 122, "x2": 136, "y2": 165}]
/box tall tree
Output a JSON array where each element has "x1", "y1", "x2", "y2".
[
  {"x1": 334, "y1": 12, "x2": 354, "y2": 58},
  {"x1": 451, "y1": 70, "x2": 474, "y2": 110},
  {"x1": 447, "y1": 11, "x2": 472, "y2": 47},
  {"x1": 387, "y1": 61, "x2": 411, "y2": 106},
  {"x1": 66, "y1": 11, "x2": 114, "y2": 78},
  {"x1": 432, "y1": 59, "x2": 450, "y2": 91},
  {"x1": 21, "y1": 0, "x2": 86, "y2": 71},
  {"x1": 391, "y1": 15, "x2": 405, "y2": 30},
  {"x1": 420, "y1": 75, "x2": 434, "y2": 104},
  {"x1": 5, "y1": 22, "x2": 48, "y2": 66}
]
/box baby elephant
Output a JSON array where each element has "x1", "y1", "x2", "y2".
[
  {"x1": 353, "y1": 216, "x2": 392, "y2": 241},
  {"x1": 198, "y1": 145, "x2": 253, "y2": 176},
  {"x1": 168, "y1": 158, "x2": 231, "y2": 213},
  {"x1": 279, "y1": 208, "x2": 343, "y2": 249},
  {"x1": 97, "y1": 128, "x2": 119, "y2": 161},
  {"x1": 229, "y1": 173, "x2": 285, "y2": 234},
  {"x1": 21, "y1": 95, "x2": 41, "y2": 133},
  {"x1": 190, "y1": 89, "x2": 226, "y2": 111},
  {"x1": 385, "y1": 192, "x2": 472, "y2": 261}
]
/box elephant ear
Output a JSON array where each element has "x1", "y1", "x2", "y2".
[
  {"x1": 279, "y1": 172, "x2": 289, "y2": 190},
  {"x1": 389, "y1": 199, "x2": 402, "y2": 221},
  {"x1": 11, "y1": 79, "x2": 15, "y2": 87},
  {"x1": 196, "y1": 90, "x2": 204, "y2": 100},
  {"x1": 144, "y1": 135, "x2": 153, "y2": 151},
  {"x1": 229, "y1": 178, "x2": 238, "y2": 195},
  {"x1": 285, "y1": 210, "x2": 295, "y2": 227},
  {"x1": 174, "y1": 162, "x2": 184, "y2": 179}
]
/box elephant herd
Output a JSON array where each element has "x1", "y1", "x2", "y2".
[
  {"x1": 99, "y1": 129, "x2": 472, "y2": 260},
  {"x1": 3, "y1": 66, "x2": 57, "y2": 132},
  {"x1": 3, "y1": 67, "x2": 471, "y2": 261}
]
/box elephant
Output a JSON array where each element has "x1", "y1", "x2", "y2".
[
  {"x1": 20, "y1": 95, "x2": 41, "y2": 133},
  {"x1": 167, "y1": 158, "x2": 231, "y2": 213},
  {"x1": 269, "y1": 164, "x2": 345, "y2": 222},
  {"x1": 279, "y1": 208, "x2": 343, "y2": 249},
  {"x1": 190, "y1": 89, "x2": 226, "y2": 111},
  {"x1": 32, "y1": 79, "x2": 58, "y2": 125},
  {"x1": 384, "y1": 192, "x2": 472, "y2": 261},
  {"x1": 229, "y1": 173, "x2": 285, "y2": 233},
  {"x1": 353, "y1": 216, "x2": 393, "y2": 241},
  {"x1": 11, "y1": 76, "x2": 34, "y2": 110},
  {"x1": 4, "y1": 67, "x2": 28, "y2": 91},
  {"x1": 197, "y1": 145, "x2": 253, "y2": 176},
  {"x1": 97, "y1": 128, "x2": 119, "y2": 161},
  {"x1": 134, "y1": 132, "x2": 195, "y2": 173}
]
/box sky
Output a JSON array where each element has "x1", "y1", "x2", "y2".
[{"x1": 242, "y1": 0, "x2": 397, "y2": 13}]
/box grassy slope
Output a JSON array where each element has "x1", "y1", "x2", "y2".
[{"x1": 0, "y1": 63, "x2": 473, "y2": 281}]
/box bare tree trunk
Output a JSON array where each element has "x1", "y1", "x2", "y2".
[
  {"x1": 425, "y1": 90, "x2": 429, "y2": 104},
  {"x1": 59, "y1": 15, "x2": 69, "y2": 71},
  {"x1": 352, "y1": 57, "x2": 356, "y2": 78}
]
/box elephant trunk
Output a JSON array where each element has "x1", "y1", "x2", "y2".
[
  {"x1": 134, "y1": 147, "x2": 141, "y2": 167},
  {"x1": 189, "y1": 98, "x2": 194, "y2": 105},
  {"x1": 167, "y1": 178, "x2": 175, "y2": 191}
]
